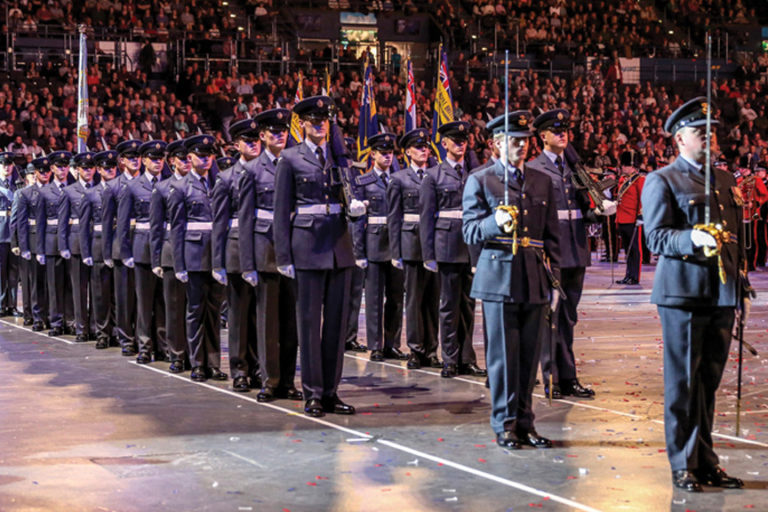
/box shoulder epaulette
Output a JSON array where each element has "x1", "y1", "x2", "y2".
[{"x1": 355, "y1": 172, "x2": 378, "y2": 187}]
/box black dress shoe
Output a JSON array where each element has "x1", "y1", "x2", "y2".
[
  {"x1": 136, "y1": 352, "x2": 152, "y2": 364},
  {"x1": 544, "y1": 384, "x2": 562, "y2": 400},
  {"x1": 48, "y1": 327, "x2": 64, "y2": 337},
  {"x1": 121, "y1": 346, "x2": 137, "y2": 357},
  {"x1": 695, "y1": 466, "x2": 744, "y2": 488},
  {"x1": 190, "y1": 366, "x2": 207, "y2": 382},
  {"x1": 496, "y1": 430, "x2": 522, "y2": 450},
  {"x1": 369, "y1": 349, "x2": 384, "y2": 362},
  {"x1": 95, "y1": 338, "x2": 109, "y2": 350},
  {"x1": 406, "y1": 353, "x2": 421, "y2": 369},
  {"x1": 616, "y1": 277, "x2": 639, "y2": 285},
  {"x1": 345, "y1": 340, "x2": 367, "y2": 352},
  {"x1": 672, "y1": 470, "x2": 702, "y2": 492},
  {"x1": 304, "y1": 398, "x2": 325, "y2": 417},
  {"x1": 207, "y1": 367, "x2": 228, "y2": 381},
  {"x1": 257, "y1": 387, "x2": 276, "y2": 401},
  {"x1": 74, "y1": 333, "x2": 88, "y2": 343},
  {"x1": 32, "y1": 321, "x2": 45, "y2": 332},
  {"x1": 23, "y1": 318, "x2": 34, "y2": 326},
  {"x1": 382, "y1": 347, "x2": 408, "y2": 360},
  {"x1": 441, "y1": 363, "x2": 458, "y2": 378},
  {"x1": 233, "y1": 376, "x2": 251, "y2": 393},
  {"x1": 428, "y1": 356, "x2": 442, "y2": 368},
  {"x1": 249, "y1": 373, "x2": 262, "y2": 389},
  {"x1": 459, "y1": 363, "x2": 487, "y2": 377},
  {"x1": 322, "y1": 395, "x2": 355, "y2": 415},
  {"x1": 518, "y1": 429, "x2": 553, "y2": 448},
  {"x1": 560, "y1": 379, "x2": 595, "y2": 398},
  {"x1": 168, "y1": 360, "x2": 185, "y2": 373},
  {"x1": 275, "y1": 387, "x2": 303, "y2": 400}
]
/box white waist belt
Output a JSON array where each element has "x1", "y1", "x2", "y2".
[
  {"x1": 403, "y1": 213, "x2": 420, "y2": 223},
  {"x1": 94, "y1": 224, "x2": 103, "y2": 233},
  {"x1": 29, "y1": 220, "x2": 36, "y2": 226},
  {"x1": 69, "y1": 218, "x2": 79, "y2": 225},
  {"x1": 368, "y1": 216, "x2": 387, "y2": 225},
  {"x1": 437, "y1": 210, "x2": 462, "y2": 219},
  {"x1": 187, "y1": 222, "x2": 212, "y2": 230},
  {"x1": 229, "y1": 218, "x2": 239, "y2": 229},
  {"x1": 46, "y1": 219, "x2": 58, "y2": 226},
  {"x1": 256, "y1": 209, "x2": 274, "y2": 220},
  {"x1": 296, "y1": 203, "x2": 342, "y2": 215},
  {"x1": 135, "y1": 221, "x2": 150, "y2": 230},
  {"x1": 557, "y1": 209, "x2": 583, "y2": 220}
]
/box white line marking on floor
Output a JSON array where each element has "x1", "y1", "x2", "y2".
[
  {"x1": 222, "y1": 449, "x2": 267, "y2": 469},
  {"x1": 131, "y1": 362, "x2": 601, "y2": 512},
  {"x1": 0, "y1": 318, "x2": 76, "y2": 344}
]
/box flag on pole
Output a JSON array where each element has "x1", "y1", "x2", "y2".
[
  {"x1": 431, "y1": 44, "x2": 454, "y2": 162},
  {"x1": 322, "y1": 66, "x2": 331, "y2": 96},
  {"x1": 289, "y1": 70, "x2": 305, "y2": 146},
  {"x1": 405, "y1": 58, "x2": 416, "y2": 133},
  {"x1": 76, "y1": 26, "x2": 89, "y2": 154},
  {"x1": 356, "y1": 59, "x2": 378, "y2": 166}
]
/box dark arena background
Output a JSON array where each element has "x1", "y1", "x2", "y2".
[{"x1": 2, "y1": 1, "x2": 768, "y2": 511}]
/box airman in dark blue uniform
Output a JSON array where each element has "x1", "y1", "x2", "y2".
[
  {"x1": 352, "y1": 133, "x2": 406, "y2": 362},
  {"x1": 103, "y1": 140, "x2": 141, "y2": 355},
  {"x1": 420, "y1": 121, "x2": 486, "y2": 379},
  {"x1": 12, "y1": 156, "x2": 50, "y2": 331},
  {"x1": 0, "y1": 152, "x2": 21, "y2": 317},
  {"x1": 80, "y1": 150, "x2": 118, "y2": 349},
  {"x1": 239, "y1": 108, "x2": 302, "y2": 402},
  {"x1": 117, "y1": 140, "x2": 167, "y2": 364},
  {"x1": 527, "y1": 110, "x2": 615, "y2": 399},
  {"x1": 463, "y1": 111, "x2": 561, "y2": 450},
  {"x1": 213, "y1": 119, "x2": 261, "y2": 392},
  {"x1": 169, "y1": 135, "x2": 227, "y2": 383},
  {"x1": 642, "y1": 97, "x2": 745, "y2": 492},
  {"x1": 273, "y1": 96, "x2": 362, "y2": 418},
  {"x1": 149, "y1": 140, "x2": 189, "y2": 372},
  {"x1": 58, "y1": 151, "x2": 97, "y2": 341},
  {"x1": 388, "y1": 129, "x2": 440, "y2": 369},
  {"x1": 36, "y1": 151, "x2": 74, "y2": 336}
]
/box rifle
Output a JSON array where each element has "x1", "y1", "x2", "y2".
[{"x1": 564, "y1": 145, "x2": 615, "y2": 213}]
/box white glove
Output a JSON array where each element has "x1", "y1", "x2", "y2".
[
  {"x1": 175, "y1": 271, "x2": 189, "y2": 283},
  {"x1": 83, "y1": 257, "x2": 94, "y2": 266},
  {"x1": 11, "y1": 247, "x2": 20, "y2": 256},
  {"x1": 124, "y1": 257, "x2": 135, "y2": 268},
  {"x1": 550, "y1": 289, "x2": 561, "y2": 312},
  {"x1": 349, "y1": 199, "x2": 367, "y2": 217},
  {"x1": 494, "y1": 209, "x2": 514, "y2": 227},
  {"x1": 691, "y1": 229, "x2": 718, "y2": 249},
  {"x1": 60, "y1": 250, "x2": 71, "y2": 260},
  {"x1": 391, "y1": 258, "x2": 403, "y2": 269},
  {"x1": 355, "y1": 258, "x2": 368, "y2": 269},
  {"x1": 21, "y1": 251, "x2": 31, "y2": 261},
  {"x1": 36, "y1": 254, "x2": 46, "y2": 265},
  {"x1": 152, "y1": 266, "x2": 163, "y2": 278},
  {"x1": 212, "y1": 268, "x2": 228, "y2": 285},
  {"x1": 595, "y1": 199, "x2": 617, "y2": 216},
  {"x1": 471, "y1": 266, "x2": 476, "y2": 274},
  {"x1": 635, "y1": 218, "x2": 644, "y2": 226},
  {"x1": 104, "y1": 258, "x2": 114, "y2": 268},
  {"x1": 242, "y1": 271, "x2": 259, "y2": 287},
  {"x1": 423, "y1": 259, "x2": 438, "y2": 273},
  {"x1": 277, "y1": 264, "x2": 295, "y2": 279}
]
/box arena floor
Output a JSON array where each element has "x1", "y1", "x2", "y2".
[{"x1": 1, "y1": 259, "x2": 767, "y2": 512}]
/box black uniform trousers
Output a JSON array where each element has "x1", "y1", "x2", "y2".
[
  {"x1": 365, "y1": 262, "x2": 404, "y2": 352},
  {"x1": 46, "y1": 256, "x2": 73, "y2": 330},
  {"x1": 19, "y1": 256, "x2": 33, "y2": 322},
  {"x1": 227, "y1": 272, "x2": 258, "y2": 378},
  {"x1": 0, "y1": 243, "x2": 19, "y2": 313},
  {"x1": 657, "y1": 305, "x2": 733, "y2": 472},
  {"x1": 90, "y1": 261, "x2": 114, "y2": 343},
  {"x1": 296, "y1": 267, "x2": 351, "y2": 401},
  {"x1": 67, "y1": 256, "x2": 90, "y2": 336},
  {"x1": 186, "y1": 271, "x2": 225, "y2": 369},
  {"x1": 541, "y1": 266, "x2": 584, "y2": 385},
  {"x1": 344, "y1": 265, "x2": 365, "y2": 346},
  {"x1": 618, "y1": 223, "x2": 642, "y2": 281},
  {"x1": 30, "y1": 258, "x2": 48, "y2": 324},
  {"x1": 135, "y1": 263, "x2": 167, "y2": 357},
  {"x1": 113, "y1": 262, "x2": 136, "y2": 348},
  {"x1": 601, "y1": 214, "x2": 619, "y2": 261},
  {"x1": 438, "y1": 263, "x2": 476, "y2": 366},
  {"x1": 484, "y1": 301, "x2": 545, "y2": 434},
  {"x1": 755, "y1": 218, "x2": 767, "y2": 268},
  {"x1": 162, "y1": 268, "x2": 187, "y2": 363},
  {"x1": 256, "y1": 272, "x2": 299, "y2": 389},
  {"x1": 403, "y1": 261, "x2": 439, "y2": 360}
]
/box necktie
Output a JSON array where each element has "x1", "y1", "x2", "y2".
[
  {"x1": 272, "y1": 158, "x2": 278, "y2": 168},
  {"x1": 417, "y1": 169, "x2": 424, "y2": 181},
  {"x1": 381, "y1": 172, "x2": 388, "y2": 187},
  {"x1": 555, "y1": 156, "x2": 564, "y2": 174},
  {"x1": 59, "y1": 183, "x2": 65, "y2": 191},
  {"x1": 513, "y1": 168, "x2": 523, "y2": 184},
  {"x1": 315, "y1": 147, "x2": 326, "y2": 168},
  {"x1": 151, "y1": 176, "x2": 157, "y2": 186},
  {"x1": 455, "y1": 164, "x2": 463, "y2": 179},
  {"x1": 200, "y1": 177, "x2": 208, "y2": 194}
]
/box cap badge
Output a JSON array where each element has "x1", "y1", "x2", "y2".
[
  {"x1": 557, "y1": 112, "x2": 564, "y2": 120},
  {"x1": 701, "y1": 102, "x2": 709, "y2": 115}
]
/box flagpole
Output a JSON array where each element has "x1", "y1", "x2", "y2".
[{"x1": 76, "y1": 25, "x2": 89, "y2": 154}]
